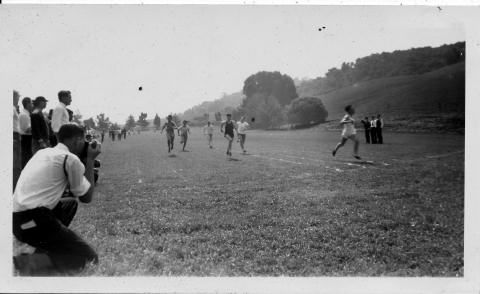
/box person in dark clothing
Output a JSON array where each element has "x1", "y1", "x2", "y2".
[
  {"x1": 31, "y1": 97, "x2": 50, "y2": 155},
  {"x1": 370, "y1": 116, "x2": 377, "y2": 144},
  {"x1": 220, "y1": 113, "x2": 237, "y2": 157},
  {"x1": 117, "y1": 130, "x2": 122, "y2": 141},
  {"x1": 121, "y1": 128, "x2": 127, "y2": 140},
  {"x1": 19, "y1": 97, "x2": 34, "y2": 168},
  {"x1": 360, "y1": 116, "x2": 370, "y2": 144},
  {"x1": 48, "y1": 109, "x2": 58, "y2": 147},
  {"x1": 101, "y1": 130, "x2": 105, "y2": 143},
  {"x1": 376, "y1": 114, "x2": 384, "y2": 144}
]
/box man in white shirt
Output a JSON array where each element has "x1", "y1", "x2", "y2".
[
  {"x1": 13, "y1": 123, "x2": 101, "y2": 276},
  {"x1": 203, "y1": 121, "x2": 214, "y2": 149},
  {"x1": 51, "y1": 90, "x2": 72, "y2": 138},
  {"x1": 19, "y1": 97, "x2": 34, "y2": 168},
  {"x1": 237, "y1": 116, "x2": 250, "y2": 154},
  {"x1": 13, "y1": 90, "x2": 21, "y2": 191},
  {"x1": 370, "y1": 116, "x2": 377, "y2": 144}
]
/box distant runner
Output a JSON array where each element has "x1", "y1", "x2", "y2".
[
  {"x1": 236, "y1": 116, "x2": 250, "y2": 154},
  {"x1": 203, "y1": 121, "x2": 214, "y2": 149},
  {"x1": 178, "y1": 120, "x2": 190, "y2": 151},
  {"x1": 332, "y1": 105, "x2": 361, "y2": 160},
  {"x1": 220, "y1": 114, "x2": 237, "y2": 157},
  {"x1": 161, "y1": 115, "x2": 178, "y2": 153}
]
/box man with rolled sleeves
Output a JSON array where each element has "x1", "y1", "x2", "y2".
[{"x1": 13, "y1": 124, "x2": 101, "y2": 275}]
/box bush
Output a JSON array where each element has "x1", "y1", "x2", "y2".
[{"x1": 287, "y1": 97, "x2": 328, "y2": 126}]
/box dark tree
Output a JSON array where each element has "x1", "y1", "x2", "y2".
[
  {"x1": 287, "y1": 97, "x2": 328, "y2": 126},
  {"x1": 125, "y1": 114, "x2": 136, "y2": 130},
  {"x1": 243, "y1": 71, "x2": 298, "y2": 106}
]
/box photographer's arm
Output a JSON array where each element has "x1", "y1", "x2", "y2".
[{"x1": 79, "y1": 158, "x2": 95, "y2": 203}]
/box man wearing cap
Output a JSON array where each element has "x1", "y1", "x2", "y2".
[
  {"x1": 52, "y1": 90, "x2": 72, "y2": 139},
  {"x1": 19, "y1": 97, "x2": 34, "y2": 168},
  {"x1": 31, "y1": 96, "x2": 50, "y2": 155}
]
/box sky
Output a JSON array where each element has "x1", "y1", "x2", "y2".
[{"x1": 1, "y1": 5, "x2": 465, "y2": 123}]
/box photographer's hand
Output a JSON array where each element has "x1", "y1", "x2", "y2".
[{"x1": 80, "y1": 141, "x2": 101, "y2": 204}]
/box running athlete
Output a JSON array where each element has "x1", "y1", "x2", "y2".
[
  {"x1": 236, "y1": 116, "x2": 250, "y2": 154},
  {"x1": 178, "y1": 120, "x2": 190, "y2": 151},
  {"x1": 160, "y1": 115, "x2": 178, "y2": 153},
  {"x1": 332, "y1": 105, "x2": 361, "y2": 160},
  {"x1": 203, "y1": 121, "x2": 214, "y2": 149},
  {"x1": 220, "y1": 114, "x2": 237, "y2": 157}
]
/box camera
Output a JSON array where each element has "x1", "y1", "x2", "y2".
[{"x1": 79, "y1": 140, "x2": 100, "y2": 184}]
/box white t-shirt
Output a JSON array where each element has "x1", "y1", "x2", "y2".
[
  {"x1": 13, "y1": 143, "x2": 91, "y2": 212},
  {"x1": 237, "y1": 121, "x2": 249, "y2": 135},
  {"x1": 204, "y1": 125, "x2": 214, "y2": 135},
  {"x1": 18, "y1": 108, "x2": 31, "y2": 135},
  {"x1": 51, "y1": 102, "x2": 70, "y2": 133},
  {"x1": 341, "y1": 114, "x2": 356, "y2": 137}
]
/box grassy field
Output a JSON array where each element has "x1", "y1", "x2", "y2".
[{"x1": 74, "y1": 127, "x2": 464, "y2": 276}]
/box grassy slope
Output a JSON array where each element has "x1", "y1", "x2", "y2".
[{"x1": 317, "y1": 62, "x2": 465, "y2": 132}]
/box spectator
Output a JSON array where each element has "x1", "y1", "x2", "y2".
[
  {"x1": 13, "y1": 124, "x2": 101, "y2": 275},
  {"x1": 370, "y1": 116, "x2": 377, "y2": 144},
  {"x1": 51, "y1": 90, "x2": 72, "y2": 136},
  {"x1": 13, "y1": 90, "x2": 21, "y2": 191},
  {"x1": 360, "y1": 116, "x2": 371, "y2": 144},
  {"x1": 376, "y1": 114, "x2": 384, "y2": 144},
  {"x1": 47, "y1": 109, "x2": 58, "y2": 146},
  {"x1": 31, "y1": 97, "x2": 50, "y2": 155},
  {"x1": 19, "y1": 97, "x2": 34, "y2": 168}
]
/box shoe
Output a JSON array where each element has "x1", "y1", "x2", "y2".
[
  {"x1": 354, "y1": 155, "x2": 361, "y2": 160},
  {"x1": 243, "y1": 150, "x2": 246, "y2": 154},
  {"x1": 332, "y1": 150, "x2": 336, "y2": 157}
]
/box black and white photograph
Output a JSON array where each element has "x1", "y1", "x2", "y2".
[{"x1": 2, "y1": 1, "x2": 480, "y2": 293}]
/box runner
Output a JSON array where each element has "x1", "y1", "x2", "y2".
[
  {"x1": 178, "y1": 120, "x2": 190, "y2": 151},
  {"x1": 236, "y1": 116, "x2": 250, "y2": 154},
  {"x1": 332, "y1": 105, "x2": 361, "y2": 160},
  {"x1": 220, "y1": 114, "x2": 237, "y2": 157},
  {"x1": 160, "y1": 115, "x2": 178, "y2": 153},
  {"x1": 203, "y1": 121, "x2": 214, "y2": 149}
]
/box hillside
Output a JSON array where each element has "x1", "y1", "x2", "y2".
[
  {"x1": 181, "y1": 91, "x2": 244, "y2": 121},
  {"x1": 318, "y1": 62, "x2": 465, "y2": 133}
]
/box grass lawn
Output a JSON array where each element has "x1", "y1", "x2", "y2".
[{"x1": 74, "y1": 127, "x2": 464, "y2": 276}]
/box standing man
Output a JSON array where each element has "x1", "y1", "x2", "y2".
[
  {"x1": 360, "y1": 116, "x2": 371, "y2": 144},
  {"x1": 13, "y1": 90, "x2": 22, "y2": 191},
  {"x1": 101, "y1": 130, "x2": 105, "y2": 143},
  {"x1": 370, "y1": 116, "x2": 377, "y2": 144},
  {"x1": 31, "y1": 97, "x2": 50, "y2": 155},
  {"x1": 19, "y1": 97, "x2": 34, "y2": 168},
  {"x1": 13, "y1": 124, "x2": 100, "y2": 275},
  {"x1": 52, "y1": 90, "x2": 72, "y2": 139},
  {"x1": 376, "y1": 114, "x2": 384, "y2": 144},
  {"x1": 237, "y1": 116, "x2": 250, "y2": 154}
]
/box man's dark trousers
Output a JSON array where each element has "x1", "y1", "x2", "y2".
[
  {"x1": 377, "y1": 127, "x2": 383, "y2": 144},
  {"x1": 20, "y1": 135, "x2": 33, "y2": 169},
  {"x1": 370, "y1": 127, "x2": 377, "y2": 144},
  {"x1": 364, "y1": 129, "x2": 370, "y2": 144},
  {"x1": 13, "y1": 198, "x2": 98, "y2": 275}
]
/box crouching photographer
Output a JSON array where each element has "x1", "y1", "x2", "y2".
[{"x1": 13, "y1": 123, "x2": 101, "y2": 276}]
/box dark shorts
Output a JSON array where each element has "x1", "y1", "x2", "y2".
[{"x1": 225, "y1": 132, "x2": 234, "y2": 140}]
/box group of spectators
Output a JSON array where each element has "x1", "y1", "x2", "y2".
[
  {"x1": 13, "y1": 90, "x2": 74, "y2": 189},
  {"x1": 12, "y1": 90, "x2": 101, "y2": 276},
  {"x1": 360, "y1": 114, "x2": 384, "y2": 144}
]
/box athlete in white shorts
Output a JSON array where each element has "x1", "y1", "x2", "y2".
[{"x1": 332, "y1": 105, "x2": 361, "y2": 159}]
